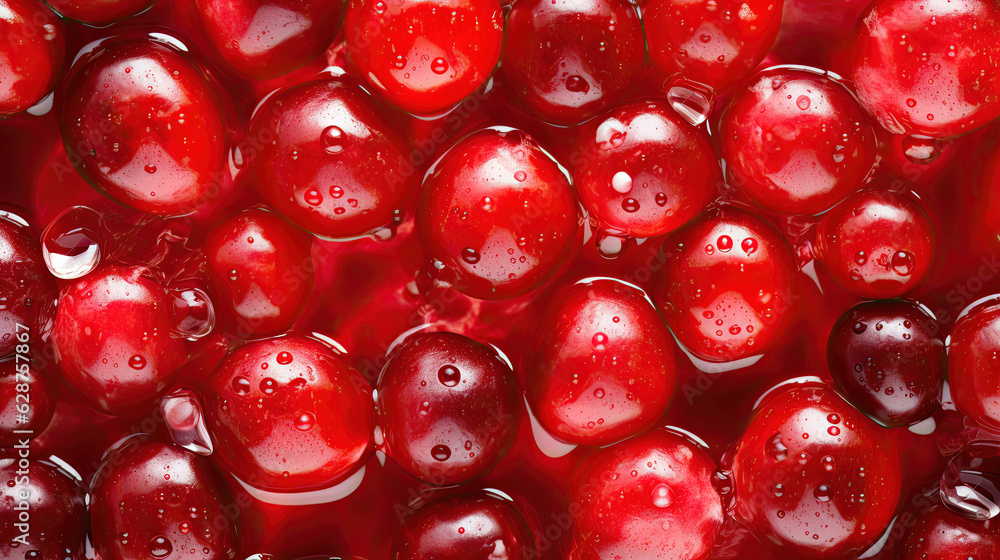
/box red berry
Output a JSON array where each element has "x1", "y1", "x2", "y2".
[
  {"x1": 719, "y1": 67, "x2": 880, "y2": 215},
  {"x1": 569, "y1": 429, "x2": 723, "y2": 560},
  {"x1": 815, "y1": 183, "x2": 934, "y2": 299},
  {"x1": 376, "y1": 331, "x2": 518, "y2": 485},
  {"x1": 502, "y1": 0, "x2": 644, "y2": 125},
  {"x1": 899, "y1": 496, "x2": 1000, "y2": 560},
  {"x1": 571, "y1": 99, "x2": 719, "y2": 239},
  {"x1": 203, "y1": 335, "x2": 372, "y2": 491},
  {"x1": 651, "y1": 206, "x2": 798, "y2": 362},
  {"x1": 731, "y1": 382, "x2": 901, "y2": 557},
  {"x1": 948, "y1": 297, "x2": 1000, "y2": 431},
  {"x1": 0, "y1": 458, "x2": 88, "y2": 559},
  {"x1": 60, "y1": 38, "x2": 227, "y2": 217},
  {"x1": 249, "y1": 75, "x2": 415, "y2": 240},
  {"x1": 0, "y1": 211, "x2": 57, "y2": 358},
  {"x1": 344, "y1": 0, "x2": 503, "y2": 115},
  {"x1": 45, "y1": 0, "x2": 152, "y2": 24},
  {"x1": 0, "y1": 358, "x2": 54, "y2": 446},
  {"x1": 416, "y1": 128, "x2": 579, "y2": 300},
  {"x1": 90, "y1": 439, "x2": 240, "y2": 560},
  {"x1": 850, "y1": 0, "x2": 1000, "y2": 137},
  {"x1": 526, "y1": 278, "x2": 677, "y2": 446},
  {"x1": 0, "y1": 0, "x2": 65, "y2": 116},
  {"x1": 50, "y1": 265, "x2": 187, "y2": 416}
]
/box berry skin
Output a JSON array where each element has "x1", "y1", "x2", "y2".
[
  {"x1": 815, "y1": 184, "x2": 934, "y2": 299},
  {"x1": 50, "y1": 265, "x2": 187, "y2": 416},
  {"x1": 526, "y1": 278, "x2": 677, "y2": 446},
  {"x1": 0, "y1": 358, "x2": 55, "y2": 446},
  {"x1": 650, "y1": 206, "x2": 798, "y2": 362},
  {"x1": 344, "y1": 0, "x2": 503, "y2": 115},
  {"x1": 204, "y1": 208, "x2": 314, "y2": 337},
  {"x1": 203, "y1": 335, "x2": 372, "y2": 491},
  {"x1": 60, "y1": 38, "x2": 226, "y2": 217},
  {"x1": 850, "y1": 0, "x2": 1000, "y2": 137},
  {"x1": 719, "y1": 67, "x2": 880, "y2": 215},
  {"x1": 568, "y1": 429, "x2": 724, "y2": 560},
  {"x1": 416, "y1": 128, "x2": 580, "y2": 300},
  {"x1": 827, "y1": 299, "x2": 944, "y2": 427},
  {"x1": 249, "y1": 76, "x2": 416, "y2": 240},
  {"x1": 0, "y1": 211, "x2": 57, "y2": 358},
  {"x1": 376, "y1": 331, "x2": 518, "y2": 485},
  {"x1": 0, "y1": 458, "x2": 88, "y2": 560},
  {"x1": 89, "y1": 439, "x2": 240, "y2": 560},
  {"x1": 571, "y1": 99, "x2": 719, "y2": 239},
  {"x1": 0, "y1": 0, "x2": 65, "y2": 116},
  {"x1": 899, "y1": 496, "x2": 1000, "y2": 560},
  {"x1": 642, "y1": 0, "x2": 784, "y2": 91},
  {"x1": 43, "y1": 0, "x2": 153, "y2": 25},
  {"x1": 731, "y1": 382, "x2": 901, "y2": 558},
  {"x1": 502, "y1": 0, "x2": 644, "y2": 126},
  {"x1": 948, "y1": 297, "x2": 1000, "y2": 432}
]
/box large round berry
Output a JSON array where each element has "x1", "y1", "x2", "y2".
[
  {"x1": 344, "y1": 0, "x2": 503, "y2": 115},
  {"x1": 642, "y1": 0, "x2": 784, "y2": 91},
  {"x1": 502, "y1": 0, "x2": 644, "y2": 126},
  {"x1": 731, "y1": 382, "x2": 901, "y2": 558},
  {"x1": 0, "y1": 211, "x2": 57, "y2": 358},
  {"x1": 719, "y1": 67, "x2": 880, "y2": 215},
  {"x1": 416, "y1": 128, "x2": 579, "y2": 300},
  {"x1": 0, "y1": 458, "x2": 87, "y2": 560},
  {"x1": 899, "y1": 496, "x2": 1000, "y2": 559},
  {"x1": 0, "y1": 358, "x2": 54, "y2": 446},
  {"x1": 43, "y1": 0, "x2": 153, "y2": 25},
  {"x1": 204, "y1": 208, "x2": 314, "y2": 337},
  {"x1": 850, "y1": 0, "x2": 1000, "y2": 137},
  {"x1": 569, "y1": 429, "x2": 723, "y2": 560},
  {"x1": 526, "y1": 278, "x2": 676, "y2": 446},
  {"x1": 376, "y1": 331, "x2": 518, "y2": 485},
  {"x1": 571, "y1": 99, "x2": 719, "y2": 239},
  {"x1": 390, "y1": 492, "x2": 535, "y2": 559},
  {"x1": 827, "y1": 300, "x2": 944, "y2": 427},
  {"x1": 0, "y1": 0, "x2": 65, "y2": 116},
  {"x1": 249, "y1": 75, "x2": 416, "y2": 240},
  {"x1": 60, "y1": 38, "x2": 226, "y2": 217},
  {"x1": 50, "y1": 265, "x2": 187, "y2": 416},
  {"x1": 948, "y1": 297, "x2": 1000, "y2": 431},
  {"x1": 650, "y1": 206, "x2": 797, "y2": 362},
  {"x1": 815, "y1": 185, "x2": 934, "y2": 299},
  {"x1": 203, "y1": 335, "x2": 372, "y2": 491},
  {"x1": 196, "y1": 0, "x2": 345, "y2": 79},
  {"x1": 90, "y1": 439, "x2": 240, "y2": 560}
]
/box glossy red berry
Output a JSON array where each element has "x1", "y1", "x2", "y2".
[
  {"x1": 569, "y1": 429, "x2": 723, "y2": 560},
  {"x1": 0, "y1": 211, "x2": 57, "y2": 358},
  {"x1": 0, "y1": 358, "x2": 55, "y2": 446},
  {"x1": 60, "y1": 38, "x2": 227, "y2": 217},
  {"x1": 376, "y1": 331, "x2": 518, "y2": 485},
  {"x1": 827, "y1": 299, "x2": 944, "y2": 427},
  {"x1": 850, "y1": 0, "x2": 1000, "y2": 137},
  {"x1": 948, "y1": 297, "x2": 1000, "y2": 432},
  {"x1": 203, "y1": 335, "x2": 372, "y2": 491},
  {"x1": 44, "y1": 0, "x2": 153, "y2": 24},
  {"x1": 719, "y1": 67, "x2": 880, "y2": 215},
  {"x1": 344, "y1": 0, "x2": 503, "y2": 115},
  {"x1": 0, "y1": 458, "x2": 87, "y2": 559},
  {"x1": 90, "y1": 439, "x2": 240, "y2": 560},
  {"x1": 899, "y1": 496, "x2": 1000, "y2": 560},
  {"x1": 815, "y1": 184, "x2": 934, "y2": 299},
  {"x1": 50, "y1": 265, "x2": 187, "y2": 416},
  {"x1": 416, "y1": 128, "x2": 579, "y2": 300},
  {"x1": 571, "y1": 99, "x2": 719, "y2": 239},
  {"x1": 731, "y1": 382, "x2": 901, "y2": 558},
  {"x1": 0, "y1": 0, "x2": 65, "y2": 116},
  {"x1": 249, "y1": 75, "x2": 415, "y2": 240},
  {"x1": 502, "y1": 0, "x2": 643, "y2": 126},
  {"x1": 651, "y1": 206, "x2": 797, "y2": 362}
]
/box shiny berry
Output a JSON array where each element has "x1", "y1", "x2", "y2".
[
  {"x1": 899, "y1": 495, "x2": 1000, "y2": 559},
  {"x1": 0, "y1": 0, "x2": 65, "y2": 116},
  {"x1": 0, "y1": 358, "x2": 54, "y2": 446},
  {"x1": 0, "y1": 211, "x2": 57, "y2": 359},
  {"x1": 948, "y1": 297, "x2": 1000, "y2": 432},
  {"x1": 0, "y1": 458, "x2": 87, "y2": 560},
  {"x1": 44, "y1": 0, "x2": 153, "y2": 24}
]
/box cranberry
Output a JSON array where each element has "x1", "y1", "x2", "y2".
[
  {"x1": 719, "y1": 67, "x2": 880, "y2": 215},
  {"x1": 731, "y1": 382, "x2": 901, "y2": 557},
  {"x1": 204, "y1": 208, "x2": 314, "y2": 337},
  {"x1": 525, "y1": 278, "x2": 676, "y2": 446},
  {"x1": 571, "y1": 99, "x2": 719, "y2": 240},
  {"x1": 899, "y1": 495, "x2": 1000, "y2": 559},
  {"x1": 344, "y1": 0, "x2": 503, "y2": 115},
  {"x1": 249, "y1": 75, "x2": 415, "y2": 240},
  {"x1": 60, "y1": 38, "x2": 227, "y2": 217},
  {"x1": 196, "y1": 0, "x2": 345, "y2": 79},
  {"x1": 650, "y1": 205, "x2": 797, "y2": 362},
  {"x1": 815, "y1": 184, "x2": 934, "y2": 299},
  {"x1": 0, "y1": 458, "x2": 87, "y2": 559},
  {"x1": 0, "y1": 211, "x2": 57, "y2": 358},
  {"x1": 376, "y1": 331, "x2": 517, "y2": 485},
  {"x1": 416, "y1": 128, "x2": 579, "y2": 300},
  {"x1": 50, "y1": 265, "x2": 187, "y2": 416},
  {"x1": 90, "y1": 439, "x2": 240, "y2": 560},
  {"x1": 569, "y1": 429, "x2": 723, "y2": 560},
  {"x1": 203, "y1": 335, "x2": 372, "y2": 491},
  {"x1": 642, "y1": 0, "x2": 784, "y2": 91},
  {"x1": 44, "y1": 0, "x2": 153, "y2": 25},
  {"x1": 850, "y1": 0, "x2": 1000, "y2": 137},
  {"x1": 502, "y1": 0, "x2": 644, "y2": 126},
  {"x1": 390, "y1": 491, "x2": 535, "y2": 559},
  {"x1": 0, "y1": 0, "x2": 65, "y2": 116},
  {"x1": 0, "y1": 358, "x2": 54, "y2": 446},
  {"x1": 948, "y1": 298, "x2": 1000, "y2": 432},
  {"x1": 827, "y1": 299, "x2": 944, "y2": 427}
]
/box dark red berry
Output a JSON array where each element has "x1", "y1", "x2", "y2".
[
  {"x1": 0, "y1": 0, "x2": 65, "y2": 116},
  {"x1": 0, "y1": 358, "x2": 55, "y2": 446},
  {"x1": 0, "y1": 458, "x2": 88, "y2": 560},
  {"x1": 0, "y1": 211, "x2": 57, "y2": 359}
]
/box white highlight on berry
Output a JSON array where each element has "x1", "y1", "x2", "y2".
[
  {"x1": 611, "y1": 171, "x2": 633, "y2": 194},
  {"x1": 523, "y1": 396, "x2": 577, "y2": 458},
  {"x1": 232, "y1": 465, "x2": 367, "y2": 506}
]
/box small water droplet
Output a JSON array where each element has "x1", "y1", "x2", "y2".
[
  {"x1": 295, "y1": 412, "x2": 315, "y2": 431},
  {"x1": 144, "y1": 163, "x2": 157, "y2": 174},
  {"x1": 771, "y1": 482, "x2": 784, "y2": 497},
  {"x1": 717, "y1": 235, "x2": 733, "y2": 252},
  {"x1": 795, "y1": 95, "x2": 811, "y2": 110},
  {"x1": 330, "y1": 185, "x2": 344, "y2": 198},
  {"x1": 741, "y1": 238, "x2": 758, "y2": 255},
  {"x1": 128, "y1": 355, "x2": 146, "y2": 370},
  {"x1": 514, "y1": 170, "x2": 527, "y2": 182},
  {"x1": 592, "y1": 332, "x2": 608, "y2": 350},
  {"x1": 321, "y1": 126, "x2": 346, "y2": 154},
  {"x1": 903, "y1": 134, "x2": 943, "y2": 164},
  {"x1": 260, "y1": 378, "x2": 277, "y2": 395},
  {"x1": 565, "y1": 75, "x2": 590, "y2": 93},
  {"x1": 431, "y1": 445, "x2": 451, "y2": 461},
  {"x1": 891, "y1": 250, "x2": 914, "y2": 276},
  {"x1": 612, "y1": 171, "x2": 633, "y2": 193},
  {"x1": 41, "y1": 206, "x2": 103, "y2": 280},
  {"x1": 149, "y1": 536, "x2": 172, "y2": 558},
  {"x1": 828, "y1": 426, "x2": 841, "y2": 436},
  {"x1": 438, "y1": 365, "x2": 461, "y2": 387},
  {"x1": 852, "y1": 322, "x2": 867, "y2": 334},
  {"x1": 766, "y1": 433, "x2": 788, "y2": 461},
  {"x1": 304, "y1": 189, "x2": 323, "y2": 206},
  {"x1": 232, "y1": 377, "x2": 250, "y2": 395},
  {"x1": 621, "y1": 198, "x2": 640, "y2": 213},
  {"x1": 651, "y1": 484, "x2": 673, "y2": 507},
  {"x1": 276, "y1": 352, "x2": 293, "y2": 365},
  {"x1": 431, "y1": 57, "x2": 449, "y2": 74},
  {"x1": 461, "y1": 247, "x2": 480, "y2": 264},
  {"x1": 593, "y1": 388, "x2": 605, "y2": 399},
  {"x1": 655, "y1": 192, "x2": 668, "y2": 206},
  {"x1": 814, "y1": 485, "x2": 832, "y2": 502}
]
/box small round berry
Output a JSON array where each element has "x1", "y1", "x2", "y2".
[
  {"x1": 899, "y1": 495, "x2": 1000, "y2": 559},
  {"x1": 0, "y1": 210, "x2": 57, "y2": 359},
  {"x1": 0, "y1": 358, "x2": 54, "y2": 446},
  {"x1": 949, "y1": 297, "x2": 1000, "y2": 432},
  {"x1": 0, "y1": 458, "x2": 87, "y2": 559},
  {"x1": 0, "y1": 0, "x2": 65, "y2": 116}
]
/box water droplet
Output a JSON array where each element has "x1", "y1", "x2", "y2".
[
  {"x1": 828, "y1": 426, "x2": 841, "y2": 436},
  {"x1": 903, "y1": 134, "x2": 943, "y2": 164},
  {"x1": 144, "y1": 163, "x2": 157, "y2": 174},
  {"x1": 821, "y1": 456, "x2": 835, "y2": 471},
  {"x1": 374, "y1": 0, "x2": 386, "y2": 13},
  {"x1": 430, "y1": 57, "x2": 449, "y2": 74},
  {"x1": 304, "y1": 189, "x2": 323, "y2": 206},
  {"x1": 814, "y1": 485, "x2": 832, "y2": 502},
  {"x1": 321, "y1": 126, "x2": 346, "y2": 154},
  {"x1": 852, "y1": 322, "x2": 867, "y2": 334},
  {"x1": 565, "y1": 75, "x2": 590, "y2": 93},
  {"x1": 854, "y1": 251, "x2": 867, "y2": 265},
  {"x1": 431, "y1": 445, "x2": 451, "y2": 461},
  {"x1": 593, "y1": 388, "x2": 605, "y2": 399},
  {"x1": 612, "y1": 171, "x2": 633, "y2": 193},
  {"x1": 729, "y1": 325, "x2": 741, "y2": 335},
  {"x1": 651, "y1": 484, "x2": 673, "y2": 507},
  {"x1": 891, "y1": 250, "x2": 914, "y2": 275},
  {"x1": 295, "y1": 412, "x2": 315, "y2": 431},
  {"x1": 232, "y1": 377, "x2": 250, "y2": 395},
  {"x1": 276, "y1": 352, "x2": 293, "y2": 365},
  {"x1": 126, "y1": 354, "x2": 146, "y2": 370},
  {"x1": 655, "y1": 192, "x2": 668, "y2": 206},
  {"x1": 741, "y1": 238, "x2": 758, "y2": 255},
  {"x1": 766, "y1": 433, "x2": 788, "y2": 461},
  {"x1": 771, "y1": 482, "x2": 784, "y2": 497},
  {"x1": 717, "y1": 235, "x2": 733, "y2": 252},
  {"x1": 777, "y1": 510, "x2": 785, "y2": 518},
  {"x1": 514, "y1": 170, "x2": 527, "y2": 182},
  {"x1": 666, "y1": 80, "x2": 714, "y2": 126},
  {"x1": 940, "y1": 441, "x2": 1000, "y2": 520},
  {"x1": 438, "y1": 365, "x2": 461, "y2": 387},
  {"x1": 828, "y1": 414, "x2": 840, "y2": 424},
  {"x1": 621, "y1": 198, "x2": 640, "y2": 213},
  {"x1": 330, "y1": 185, "x2": 344, "y2": 198},
  {"x1": 161, "y1": 390, "x2": 213, "y2": 455},
  {"x1": 461, "y1": 247, "x2": 480, "y2": 264},
  {"x1": 705, "y1": 244, "x2": 715, "y2": 255},
  {"x1": 699, "y1": 33, "x2": 712, "y2": 42},
  {"x1": 592, "y1": 332, "x2": 608, "y2": 350},
  {"x1": 41, "y1": 206, "x2": 103, "y2": 280},
  {"x1": 906, "y1": 98, "x2": 917, "y2": 107},
  {"x1": 149, "y1": 536, "x2": 172, "y2": 558},
  {"x1": 796, "y1": 95, "x2": 811, "y2": 110},
  {"x1": 260, "y1": 378, "x2": 277, "y2": 395}
]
